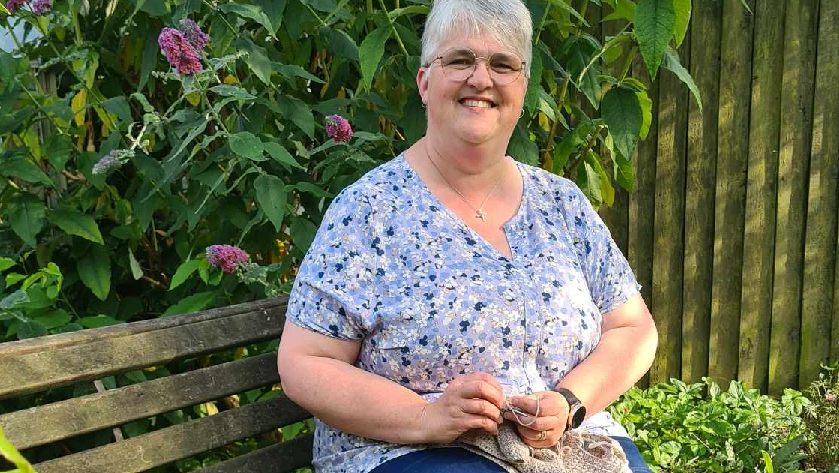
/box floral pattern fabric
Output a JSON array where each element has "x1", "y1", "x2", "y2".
[{"x1": 286, "y1": 155, "x2": 641, "y2": 473}]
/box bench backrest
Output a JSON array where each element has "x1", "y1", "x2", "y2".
[{"x1": 0, "y1": 298, "x2": 313, "y2": 473}]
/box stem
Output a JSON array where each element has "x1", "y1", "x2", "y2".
[
  {"x1": 378, "y1": 0, "x2": 409, "y2": 57},
  {"x1": 542, "y1": 77, "x2": 571, "y2": 162},
  {"x1": 575, "y1": 24, "x2": 631, "y2": 85},
  {"x1": 15, "y1": 77, "x2": 65, "y2": 134},
  {"x1": 566, "y1": 123, "x2": 604, "y2": 177},
  {"x1": 302, "y1": 3, "x2": 328, "y2": 28},
  {"x1": 60, "y1": 287, "x2": 80, "y2": 317},
  {"x1": 324, "y1": 0, "x2": 351, "y2": 24},
  {"x1": 2, "y1": 18, "x2": 25, "y2": 50},
  {"x1": 533, "y1": 4, "x2": 551, "y2": 43}
]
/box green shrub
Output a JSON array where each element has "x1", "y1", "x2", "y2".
[
  {"x1": 801, "y1": 362, "x2": 839, "y2": 471},
  {"x1": 609, "y1": 378, "x2": 810, "y2": 473}
]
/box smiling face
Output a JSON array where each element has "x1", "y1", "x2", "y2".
[{"x1": 418, "y1": 32, "x2": 528, "y2": 150}]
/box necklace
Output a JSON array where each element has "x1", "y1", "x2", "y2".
[{"x1": 424, "y1": 140, "x2": 504, "y2": 222}]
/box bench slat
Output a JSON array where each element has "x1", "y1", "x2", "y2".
[
  {"x1": 0, "y1": 306, "x2": 286, "y2": 399},
  {"x1": 198, "y1": 435, "x2": 314, "y2": 473},
  {"x1": 1, "y1": 353, "x2": 280, "y2": 450},
  {"x1": 0, "y1": 299, "x2": 286, "y2": 357},
  {"x1": 32, "y1": 395, "x2": 311, "y2": 473}
]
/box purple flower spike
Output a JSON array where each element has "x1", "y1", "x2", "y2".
[
  {"x1": 179, "y1": 18, "x2": 209, "y2": 51},
  {"x1": 6, "y1": 0, "x2": 26, "y2": 12},
  {"x1": 325, "y1": 115, "x2": 353, "y2": 143},
  {"x1": 30, "y1": 0, "x2": 51, "y2": 14},
  {"x1": 158, "y1": 27, "x2": 203, "y2": 75},
  {"x1": 206, "y1": 245, "x2": 250, "y2": 273}
]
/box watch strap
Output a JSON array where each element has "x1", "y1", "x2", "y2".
[{"x1": 556, "y1": 387, "x2": 586, "y2": 429}]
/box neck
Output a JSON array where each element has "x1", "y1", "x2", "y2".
[{"x1": 421, "y1": 133, "x2": 508, "y2": 196}]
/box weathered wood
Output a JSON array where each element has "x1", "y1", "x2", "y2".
[
  {"x1": 739, "y1": 0, "x2": 785, "y2": 394},
  {"x1": 707, "y1": 0, "x2": 753, "y2": 387},
  {"x1": 32, "y1": 395, "x2": 311, "y2": 473},
  {"x1": 198, "y1": 435, "x2": 314, "y2": 473},
  {"x1": 681, "y1": 0, "x2": 721, "y2": 385},
  {"x1": 0, "y1": 305, "x2": 287, "y2": 399},
  {"x1": 769, "y1": 0, "x2": 819, "y2": 394},
  {"x1": 1, "y1": 353, "x2": 280, "y2": 450},
  {"x1": 799, "y1": 0, "x2": 839, "y2": 387},
  {"x1": 629, "y1": 61, "x2": 659, "y2": 390},
  {"x1": 649, "y1": 38, "x2": 689, "y2": 385},
  {"x1": 0, "y1": 298, "x2": 287, "y2": 357}
]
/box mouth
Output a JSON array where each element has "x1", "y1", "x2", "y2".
[{"x1": 459, "y1": 98, "x2": 497, "y2": 109}]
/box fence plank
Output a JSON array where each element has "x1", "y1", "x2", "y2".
[
  {"x1": 629, "y1": 62, "x2": 659, "y2": 389},
  {"x1": 800, "y1": 0, "x2": 839, "y2": 387},
  {"x1": 198, "y1": 435, "x2": 314, "y2": 473},
  {"x1": 769, "y1": 0, "x2": 819, "y2": 394},
  {"x1": 707, "y1": 0, "x2": 753, "y2": 386},
  {"x1": 681, "y1": 0, "x2": 721, "y2": 385},
  {"x1": 739, "y1": 0, "x2": 786, "y2": 393},
  {"x1": 649, "y1": 38, "x2": 689, "y2": 385}
]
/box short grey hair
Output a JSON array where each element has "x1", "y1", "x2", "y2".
[{"x1": 421, "y1": 0, "x2": 533, "y2": 78}]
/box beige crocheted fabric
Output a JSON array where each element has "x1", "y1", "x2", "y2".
[{"x1": 458, "y1": 421, "x2": 632, "y2": 473}]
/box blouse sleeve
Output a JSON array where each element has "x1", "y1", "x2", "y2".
[
  {"x1": 285, "y1": 187, "x2": 380, "y2": 340},
  {"x1": 567, "y1": 183, "x2": 641, "y2": 315}
]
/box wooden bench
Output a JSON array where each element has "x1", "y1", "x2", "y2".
[{"x1": 0, "y1": 297, "x2": 315, "y2": 473}]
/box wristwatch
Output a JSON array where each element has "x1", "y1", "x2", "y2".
[{"x1": 556, "y1": 387, "x2": 587, "y2": 429}]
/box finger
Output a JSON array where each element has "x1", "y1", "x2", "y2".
[
  {"x1": 464, "y1": 372, "x2": 506, "y2": 399},
  {"x1": 461, "y1": 398, "x2": 503, "y2": 423},
  {"x1": 510, "y1": 391, "x2": 565, "y2": 417},
  {"x1": 459, "y1": 379, "x2": 505, "y2": 409},
  {"x1": 515, "y1": 423, "x2": 561, "y2": 446},
  {"x1": 503, "y1": 411, "x2": 560, "y2": 432},
  {"x1": 464, "y1": 415, "x2": 500, "y2": 435}
]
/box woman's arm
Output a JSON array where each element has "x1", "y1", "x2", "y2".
[
  {"x1": 277, "y1": 321, "x2": 505, "y2": 445},
  {"x1": 554, "y1": 292, "x2": 658, "y2": 415}
]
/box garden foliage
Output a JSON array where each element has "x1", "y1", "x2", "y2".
[{"x1": 0, "y1": 0, "x2": 697, "y2": 336}]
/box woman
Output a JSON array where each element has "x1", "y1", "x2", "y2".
[{"x1": 277, "y1": 1, "x2": 658, "y2": 472}]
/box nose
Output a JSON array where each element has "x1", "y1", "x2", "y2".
[{"x1": 466, "y1": 59, "x2": 493, "y2": 89}]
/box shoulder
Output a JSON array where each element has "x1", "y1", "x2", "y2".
[
  {"x1": 330, "y1": 155, "x2": 415, "y2": 215},
  {"x1": 515, "y1": 160, "x2": 587, "y2": 209}
]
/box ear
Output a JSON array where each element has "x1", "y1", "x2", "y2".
[{"x1": 416, "y1": 67, "x2": 429, "y2": 105}]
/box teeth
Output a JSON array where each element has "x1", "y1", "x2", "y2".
[{"x1": 462, "y1": 99, "x2": 492, "y2": 108}]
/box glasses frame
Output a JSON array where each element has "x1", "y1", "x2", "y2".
[{"x1": 424, "y1": 47, "x2": 527, "y2": 86}]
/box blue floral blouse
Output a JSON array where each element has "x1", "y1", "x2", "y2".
[{"x1": 285, "y1": 154, "x2": 641, "y2": 473}]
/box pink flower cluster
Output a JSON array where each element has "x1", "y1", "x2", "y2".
[
  {"x1": 827, "y1": 393, "x2": 837, "y2": 402},
  {"x1": 158, "y1": 19, "x2": 208, "y2": 75},
  {"x1": 325, "y1": 114, "x2": 353, "y2": 143},
  {"x1": 206, "y1": 245, "x2": 249, "y2": 273},
  {"x1": 6, "y1": 0, "x2": 51, "y2": 14}
]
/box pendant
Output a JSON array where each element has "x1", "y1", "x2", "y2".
[{"x1": 475, "y1": 209, "x2": 487, "y2": 222}]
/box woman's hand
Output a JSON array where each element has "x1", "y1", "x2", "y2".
[
  {"x1": 503, "y1": 390, "x2": 569, "y2": 448},
  {"x1": 418, "y1": 372, "x2": 505, "y2": 443}
]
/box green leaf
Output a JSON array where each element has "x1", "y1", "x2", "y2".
[
  {"x1": 235, "y1": 38, "x2": 273, "y2": 85},
  {"x1": 320, "y1": 27, "x2": 359, "y2": 61},
  {"x1": 603, "y1": 0, "x2": 636, "y2": 22},
  {"x1": 264, "y1": 142, "x2": 305, "y2": 170},
  {"x1": 388, "y1": 5, "x2": 429, "y2": 20},
  {"x1": 1, "y1": 158, "x2": 54, "y2": 187},
  {"x1": 636, "y1": 89, "x2": 653, "y2": 139},
  {"x1": 139, "y1": 29, "x2": 160, "y2": 91},
  {"x1": 507, "y1": 125, "x2": 539, "y2": 166},
  {"x1": 219, "y1": 3, "x2": 275, "y2": 33},
  {"x1": 252, "y1": 0, "x2": 287, "y2": 33},
  {"x1": 162, "y1": 291, "x2": 216, "y2": 317},
  {"x1": 672, "y1": 0, "x2": 691, "y2": 48},
  {"x1": 602, "y1": 86, "x2": 643, "y2": 160},
  {"x1": 359, "y1": 26, "x2": 391, "y2": 92},
  {"x1": 255, "y1": 174, "x2": 287, "y2": 232},
  {"x1": 545, "y1": 0, "x2": 588, "y2": 25},
  {"x1": 588, "y1": 152, "x2": 615, "y2": 207},
  {"x1": 170, "y1": 259, "x2": 202, "y2": 290},
  {"x1": 47, "y1": 206, "x2": 104, "y2": 244},
  {"x1": 210, "y1": 85, "x2": 257, "y2": 101},
  {"x1": 18, "y1": 319, "x2": 48, "y2": 339},
  {"x1": 274, "y1": 63, "x2": 325, "y2": 84},
  {"x1": 0, "y1": 50, "x2": 21, "y2": 83},
  {"x1": 278, "y1": 95, "x2": 315, "y2": 138},
  {"x1": 229, "y1": 132, "x2": 265, "y2": 161},
  {"x1": 102, "y1": 96, "x2": 133, "y2": 125},
  {"x1": 0, "y1": 257, "x2": 14, "y2": 272},
  {"x1": 128, "y1": 248, "x2": 143, "y2": 280},
  {"x1": 662, "y1": 47, "x2": 702, "y2": 112},
  {"x1": 78, "y1": 315, "x2": 122, "y2": 328},
  {"x1": 43, "y1": 134, "x2": 75, "y2": 173},
  {"x1": 290, "y1": 217, "x2": 317, "y2": 253},
  {"x1": 613, "y1": 151, "x2": 636, "y2": 191},
  {"x1": 635, "y1": 0, "x2": 676, "y2": 79},
  {"x1": 31, "y1": 309, "x2": 72, "y2": 329},
  {"x1": 577, "y1": 157, "x2": 603, "y2": 207},
  {"x1": 77, "y1": 244, "x2": 111, "y2": 301},
  {"x1": 0, "y1": 290, "x2": 28, "y2": 310},
  {"x1": 7, "y1": 194, "x2": 45, "y2": 247}
]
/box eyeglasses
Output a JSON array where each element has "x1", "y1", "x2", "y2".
[{"x1": 425, "y1": 47, "x2": 526, "y2": 86}]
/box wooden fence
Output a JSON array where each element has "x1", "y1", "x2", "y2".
[{"x1": 596, "y1": 0, "x2": 839, "y2": 394}]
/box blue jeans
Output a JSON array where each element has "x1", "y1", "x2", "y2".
[{"x1": 370, "y1": 436, "x2": 652, "y2": 473}]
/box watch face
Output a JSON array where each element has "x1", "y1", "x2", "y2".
[{"x1": 572, "y1": 407, "x2": 587, "y2": 428}]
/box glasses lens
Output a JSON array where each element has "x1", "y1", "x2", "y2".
[
  {"x1": 489, "y1": 52, "x2": 523, "y2": 85},
  {"x1": 440, "y1": 49, "x2": 477, "y2": 81}
]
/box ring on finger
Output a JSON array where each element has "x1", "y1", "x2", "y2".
[{"x1": 537, "y1": 430, "x2": 547, "y2": 441}]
